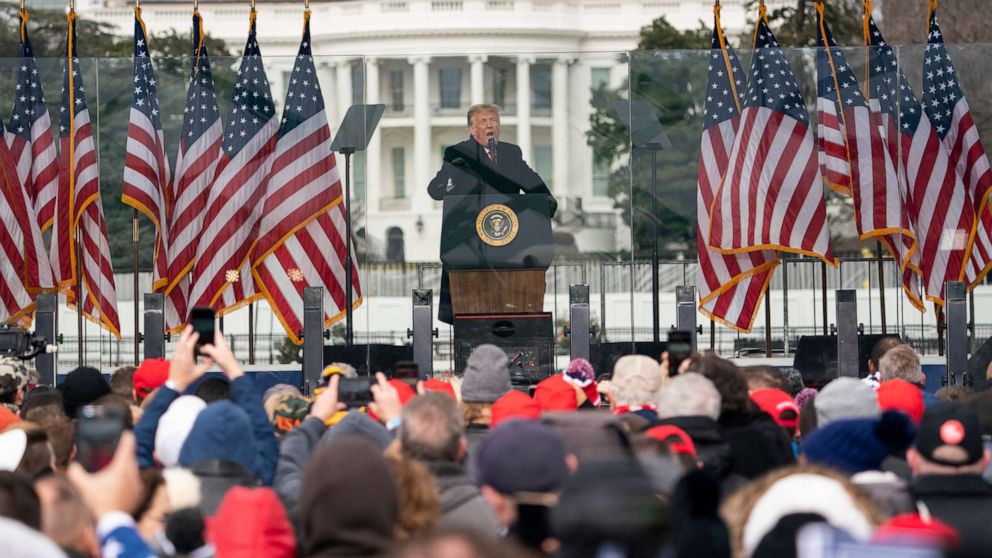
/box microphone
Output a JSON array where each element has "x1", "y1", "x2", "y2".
[{"x1": 487, "y1": 137, "x2": 497, "y2": 164}]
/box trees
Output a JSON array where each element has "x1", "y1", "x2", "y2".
[{"x1": 587, "y1": 3, "x2": 866, "y2": 258}]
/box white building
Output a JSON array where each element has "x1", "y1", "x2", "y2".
[{"x1": 83, "y1": 0, "x2": 776, "y2": 262}]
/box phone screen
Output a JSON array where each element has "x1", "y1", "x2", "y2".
[
  {"x1": 75, "y1": 405, "x2": 126, "y2": 472},
  {"x1": 338, "y1": 377, "x2": 373, "y2": 408},
  {"x1": 189, "y1": 307, "x2": 216, "y2": 355},
  {"x1": 667, "y1": 330, "x2": 693, "y2": 375}
]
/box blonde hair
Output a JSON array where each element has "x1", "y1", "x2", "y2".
[
  {"x1": 385, "y1": 451, "x2": 440, "y2": 539},
  {"x1": 461, "y1": 401, "x2": 492, "y2": 427},
  {"x1": 467, "y1": 103, "x2": 501, "y2": 126}
]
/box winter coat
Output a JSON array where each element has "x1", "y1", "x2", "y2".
[
  {"x1": 718, "y1": 409, "x2": 795, "y2": 480},
  {"x1": 428, "y1": 461, "x2": 501, "y2": 535},
  {"x1": 911, "y1": 474, "x2": 992, "y2": 558}
]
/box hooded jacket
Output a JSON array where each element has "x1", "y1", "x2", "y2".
[
  {"x1": 177, "y1": 375, "x2": 279, "y2": 486},
  {"x1": 208, "y1": 487, "x2": 296, "y2": 558},
  {"x1": 655, "y1": 415, "x2": 748, "y2": 498},
  {"x1": 300, "y1": 438, "x2": 398, "y2": 558}
]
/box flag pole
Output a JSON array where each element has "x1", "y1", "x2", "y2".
[
  {"x1": 68, "y1": 0, "x2": 84, "y2": 367},
  {"x1": 133, "y1": 0, "x2": 141, "y2": 364}
]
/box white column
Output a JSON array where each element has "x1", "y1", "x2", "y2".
[
  {"x1": 365, "y1": 57, "x2": 382, "y2": 217},
  {"x1": 410, "y1": 56, "x2": 432, "y2": 213},
  {"x1": 516, "y1": 55, "x2": 534, "y2": 163},
  {"x1": 469, "y1": 54, "x2": 487, "y2": 106},
  {"x1": 336, "y1": 59, "x2": 353, "y2": 124},
  {"x1": 551, "y1": 56, "x2": 570, "y2": 197}
]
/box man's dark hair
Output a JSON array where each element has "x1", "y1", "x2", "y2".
[
  {"x1": 400, "y1": 392, "x2": 464, "y2": 463},
  {"x1": 109, "y1": 366, "x2": 136, "y2": 402},
  {"x1": 195, "y1": 377, "x2": 232, "y2": 403},
  {"x1": 12, "y1": 423, "x2": 54, "y2": 479},
  {"x1": 690, "y1": 355, "x2": 750, "y2": 417},
  {"x1": 869, "y1": 336, "x2": 903, "y2": 370},
  {"x1": 20, "y1": 391, "x2": 65, "y2": 423},
  {"x1": 33, "y1": 415, "x2": 74, "y2": 471},
  {"x1": 0, "y1": 472, "x2": 41, "y2": 529}
]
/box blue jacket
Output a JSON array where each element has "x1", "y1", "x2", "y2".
[{"x1": 178, "y1": 375, "x2": 279, "y2": 485}]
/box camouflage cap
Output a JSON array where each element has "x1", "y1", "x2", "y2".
[
  {"x1": 0, "y1": 357, "x2": 38, "y2": 391},
  {"x1": 272, "y1": 396, "x2": 311, "y2": 435}
]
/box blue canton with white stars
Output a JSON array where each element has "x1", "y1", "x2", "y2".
[
  {"x1": 816, "y1": 11, "x2": 867, "y2": 110},
  {"x1": 745, "y1": 20, "x2": 808, "y2": 126},
  {"x1": 280, "y1": 20, "x2": 323, "y2": 135},
  {"x1": 922, "y1": 12, "x2": 964, "y2": 139},
  {"x1": 132, "y1": 18, "x2": 163, "y2": 131},
  {"x1": 703, "y1": 23, "x2": 746, "y2": 130},
  {"x1": 59, "y1": 23, "x2": 88, "y2": 138},
  {"x1": 223, "y1": 19, "x2": 274, "y2": 155},
  {"x1": 867, "y1": 17, "x2": 924, "y2": 134},
  {"x1": 181, "y1": 14, "x2": 220, "y2": 144},
  {"x1": 8, "y1": 22, "x2": 47, "y2": 139}
]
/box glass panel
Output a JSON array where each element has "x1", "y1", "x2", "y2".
[{"x1": 439, "y1": 67, "x2": 462, "y2": 109}]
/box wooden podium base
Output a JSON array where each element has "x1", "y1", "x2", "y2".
[{"x1": 449, "y1": 269, "x2": 546, "y2": 315}]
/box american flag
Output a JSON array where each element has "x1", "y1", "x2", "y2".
[
  {"x1": 866, "y1": 15, "x2": 971, "y2": 306},
  {"x1": 165, "y1": 11, "x2": 222, "y2": 329},
  {"x1": 922, "y1": 7, "x2": 992, "y2": 288},
  {"x1": 251, "y1": 14, "x2": 362, "y2": 344},
  {"x1": 6, "y1": 9, "x2": 58, "y2": 234},
  {"x1": 54, "y1": 11, "x2": 120, "y2": 335},
  {"x1": 0, "y1": 116, "x2": 53, "y2": 326},
  {"x1": 121, "y1": 8, "x2": 174, "y2": 320},
  {"x1": 816, "y1": 4, "x2": 920, "y2": 310},
  {"x1": 708, "y1": 13, "x2": 834, "y2": 265},
  {"x1": 696, "y1": 5, "x2": 777, "y2": 332},
  {"x1": 189, "y1": 13, "x2": 278, "y2": 313}
]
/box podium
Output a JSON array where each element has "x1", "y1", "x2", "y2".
[{"x1": 441, "y1": 193, "x2": 555, "y2": 382}]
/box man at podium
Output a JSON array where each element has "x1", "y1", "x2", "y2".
[{"x1": 428, "y1": 104, "x2": 557, "y2": 324}]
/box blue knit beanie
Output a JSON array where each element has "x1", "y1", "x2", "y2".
[{"x1": 801, "y1": 411, "x2": 916, "y2": 474}]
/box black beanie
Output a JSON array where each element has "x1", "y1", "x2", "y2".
[{"x1": 58, "y1": 367, "x2": 110, "y2": 418}]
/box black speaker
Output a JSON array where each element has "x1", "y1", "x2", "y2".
[
  {"x1": 793, "y1": 334, "x2": 902, "y2": 387},
  {"x1": 454, "y1": 313, "x2": 554, "y2": 384},
  {"x1": 589, "y1": 341, "x2": 667, "y2": 380},
  {"x1": 323, "y1": 344, "x2": 414, "y2": 376}
]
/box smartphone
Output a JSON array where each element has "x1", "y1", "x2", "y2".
[
  {"x1": 338, "y1": 377, "x2": 373, "y2": 408},
  {"x1": 393, "y1": 361, "x2": 419, "y2": 387},
  {"x1": 667, "y1": 330, "x2": 693, "y2": 375},
  {"x1": 189, "y1": 307, "x2": 216, "y2": 355},
  {"x1": 75, "y1": 405, "x2": 126, "y2": 472}
]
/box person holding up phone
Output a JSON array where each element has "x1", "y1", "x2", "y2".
[
  {"x1": 274, "y1": 372, "x2": 403, "y2": 526},
  {"x1": 132, "y1": 325, "x2": 280, "y2": 515}
]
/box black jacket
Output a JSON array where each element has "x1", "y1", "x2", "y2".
[
  {"x1": 911, "y1": 474, "x2": 992, "y2": 558},
  {"x1": 428, "y1": 138, "x2": 557, "y2": 214},
  {"x1": 427, "y1": 138, "x2": 557, "y2": 323}
]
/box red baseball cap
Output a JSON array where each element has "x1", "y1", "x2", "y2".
[
  {"x1": 877, "y1": 378, "x2": 925, "y2": 425},
  {"x1": 533, "y1": 374, "x2": 578, "y2": 412},
  {"x1": 421, "y1": 378, "x2": 456, "y2": 399},
  {"x1": 645, "y1": 425, "x2": 697, "y2": 458},
  {"x1": 134, "y1": 358, "x2": 170, "y2": 398},
  {"x1": 387, "y1": 379, "x2": 416, "y2": 405},
  {"x1": 749, "y1": 388, "x2": 800, "y2": 434},
  {"x1": 491, "y1": 390, "x2": 540, "y2": 428}
]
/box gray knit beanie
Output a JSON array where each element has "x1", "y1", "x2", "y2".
[{"x1": 460, "y1": 344, "x2": 511, "y2": 403}]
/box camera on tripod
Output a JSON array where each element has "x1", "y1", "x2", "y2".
[{"x1": 0, "y1": 324, "x2": 51, "y2": 360}]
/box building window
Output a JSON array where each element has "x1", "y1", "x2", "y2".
[
  {"x1": 532, "y1": 65, "x2": 551, "y2": 110},
  {"x1": 592, "y1": 158, "x2": 610, "y2": 197},
  {"x1": 491, "y1": 67, "x2": 507, "y2": 107},
  {"x1": 439, "y1": 67, "x2": 462, "y2": 109},
  {"x1": 591, "y1": 67, "x2": 611, "y2": 90},
  {"x1": 534, "y1": 145, "x2": 553, "y2": 191},
  {"x1": 386, "y1": 227, "x2": 405, "y2": 263},
  {"x1": 353, "y1": 151, "x2": 366, "y2": 198},
  {"x1": 392, "y1": 147, "x2": 406, "y2": 198},
  {"x1": 390, "y1": 70, "x2": 405, "y2": 111},
  {"x1": 351, "y1": 63, "x2": 365, "y2": 105}
]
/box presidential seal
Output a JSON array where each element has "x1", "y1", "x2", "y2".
[{"x1": 476, "y1": 204, "x2": 519, "y2": 247}]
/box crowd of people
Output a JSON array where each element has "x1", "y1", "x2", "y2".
[{"x1": 1, "y1": 326, "x2": 991, "y2": 558}]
